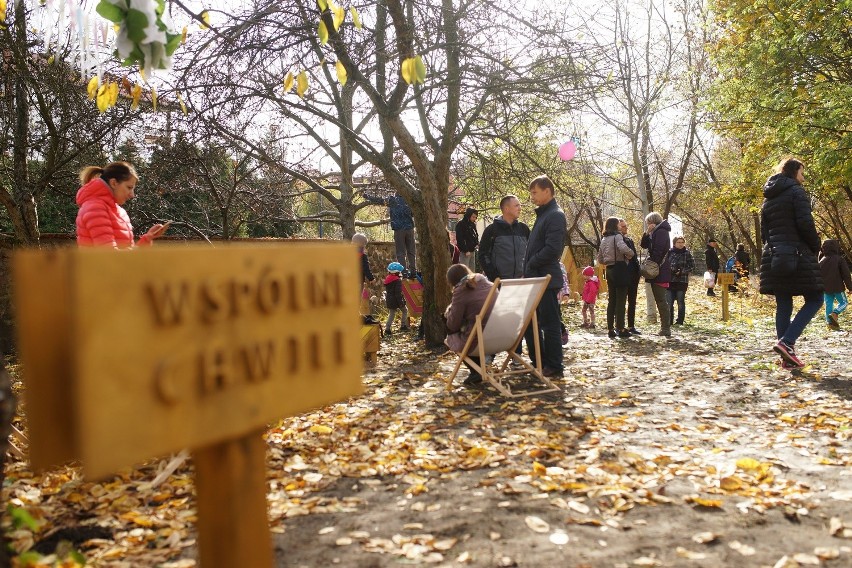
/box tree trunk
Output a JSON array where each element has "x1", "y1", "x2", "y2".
[
  {"x1": 414, "y1": 178, "x2": 452, "y2": 347},
  {"x1": 9, "y1": 0, "x2": 40, "y2": 246}
]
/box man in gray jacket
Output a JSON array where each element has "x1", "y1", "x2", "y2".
[{"x1": 479, "y1": 195, "x2": 530, "y2": 282}]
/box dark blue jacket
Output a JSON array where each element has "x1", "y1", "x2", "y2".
[
  {"x1": 523, "y1": 199, "x2": 567, "y2": 290},
  {"x1": 640, "y1": 219, "x2": 672, "y2": 284},
  {"x1": 365, "y1": 193, "x2": 414, "y2": 231},
  {"x1": 479, "y1": 215, "x2": 530, "y2": 281},
  {"x1": 623, "y1": 234, "x2": 641, "y2": 284}
]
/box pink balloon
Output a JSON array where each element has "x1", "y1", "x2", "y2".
[{"x1": 558, "y1": 140, "x2": 577, "y2": 161}]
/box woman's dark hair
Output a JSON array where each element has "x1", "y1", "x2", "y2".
[
  {"x1": 737, "y1": 243, "x2": 745, "y2": 252},
  {"x1": 529, "y1": 175, "x2": 555, "y2": 195},
  {"x1": 447, "y1": 263, "x2": 475, "y2": 288},
  {"x1": 79, "y1": 161, "x2": 138, "y2": 185},
  {"x1": 602, "y1": 216, "x2": 620, "y2": 237},
  {"x1": 776, "y1": 158, "x2": 804, "y2": 179}
]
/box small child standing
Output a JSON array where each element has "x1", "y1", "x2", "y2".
[
  {"x1": 581, "y1": 266, "x2": 600, "y2": 329},
  {"x1": 819, "y1": 239, "x2": 852, "y2": 330},
  {"x1": 383, "y1": 262, "x2": 410, "y2": 335}
]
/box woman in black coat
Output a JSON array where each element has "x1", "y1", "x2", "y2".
[{"x1": 759, "y1": 158, "x2": 823, "y2": 368}]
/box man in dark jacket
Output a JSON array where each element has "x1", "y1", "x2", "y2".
[
  {"x1": 455, "y1": 207, "x2": 479, "y2": 270},
  {"x1": 705, "y1": 238, "x2": 720, "y2": 296},
  {"x1": 523, "y1": 175, "x2": 567, "y2": 378},
  {"x1": 364, "y1": 191, "x2": 416, "y2": 271},
  {"x1": 479, "y1": 195, "x2": 530, "y2": 281}
]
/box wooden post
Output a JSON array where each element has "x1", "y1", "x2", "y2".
[
  {"x1": 194, "y1": 430, "x2": 273, "y2": 568},
  {"x1": 717, "y1": 272, "x2": 735, "y2": 321}
]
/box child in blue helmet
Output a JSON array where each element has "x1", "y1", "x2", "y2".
[{"x1": 383, "y1": 262, "x2": 410, "y2": 335}]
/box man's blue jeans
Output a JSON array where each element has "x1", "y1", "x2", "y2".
[{"x1": 775, "y1": 291, "x2": 823, "y2": 345}]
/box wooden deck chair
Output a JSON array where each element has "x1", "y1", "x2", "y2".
[
  {"x1": 401, "y1": 278, "x2": 424, "y2": 315},
  {"x1": 444, "y1": 275, "x2": 560, "y2": 397}
]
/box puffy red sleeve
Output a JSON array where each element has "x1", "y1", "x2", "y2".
[{"x1": 79, "y1": 202, "x2": 119, "y2": 248}]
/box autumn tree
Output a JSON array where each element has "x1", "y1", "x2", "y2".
[
  {"x1": 0, "y1": 1, "x2": 146, "y2": 246},
  {"x1": 707, "y1": 0, "x2": 852, "y2": 253},
  {"x1": 171, "y1": 0, "x2": 586, "y2": 345}
]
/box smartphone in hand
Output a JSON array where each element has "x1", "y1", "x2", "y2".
[{"x1": 154, "y1": 220, "x2": 173, "y2": 236}]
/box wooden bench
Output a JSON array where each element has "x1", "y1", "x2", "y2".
[{"x1": 361, "y1": 323, "x2": 381, "y2": 365}]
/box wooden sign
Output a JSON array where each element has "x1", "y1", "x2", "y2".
[
  {"x1": 13, "y1": 243, "x2": 363, "y2": 566},
  {"x1": 14, "y1": 243, "x2": 363, "y2": 471},
  {"x1": 717, "y1": 272, "x2": 735, "y2": 321},
  {"x1": 14, "y1": 243, "x2": 362, "y2": 478}
]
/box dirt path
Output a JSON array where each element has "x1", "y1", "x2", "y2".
[{"x1": 3, "y1": 286, "x2": 851, "y2": 567}]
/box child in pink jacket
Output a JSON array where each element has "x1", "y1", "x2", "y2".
[{"x1": 581, "y1": 266, "x2": 600, "y2": 329}]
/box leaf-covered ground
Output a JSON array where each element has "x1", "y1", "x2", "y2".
[{"x1": 3, "y1": 283, "x2": 851, "y2": 567}]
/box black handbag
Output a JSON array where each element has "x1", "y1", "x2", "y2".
[
  {"x1": 607, "y1": 261, "x2": 629, "y2": 287},
  {"x1": 769, "y1": 244, "x2": 800, "y2": 276}
]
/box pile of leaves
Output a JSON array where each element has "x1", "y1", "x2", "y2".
[{"x1": 2, "y1": 283, "x2": 851, "y2": 566}]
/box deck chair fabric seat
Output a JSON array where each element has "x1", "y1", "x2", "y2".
[{"x1": 445, "y1": 276, "x2": 560, "y2": 397}]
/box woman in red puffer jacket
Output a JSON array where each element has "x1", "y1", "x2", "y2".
[{"x1": 75, "y1": 161, "x2": 168, "y2": 248}]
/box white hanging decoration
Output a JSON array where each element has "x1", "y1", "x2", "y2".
[{"x1": 95, "y1": 0, "x2": 182, "y2": 76}]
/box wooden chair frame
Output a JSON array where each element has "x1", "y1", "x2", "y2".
[{"x1": 445, "y1": 276, "x2": 560, "y2": 397}]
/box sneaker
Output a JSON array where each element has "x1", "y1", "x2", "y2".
[
  {"x1": 542, "y1": 367, "x2": 564, "y2": 378},
  {"x1": 773, "y1": 340, "x2": 804, "y2": 367},
  {"x1": 658, "y1": 329, "x2": 671, "y2": 337},
  {"x1": 384, "y1": 329, "x2": 392, "y2": 336},
  {"x1": 828, "y1": 320, "x2": 841, "y2": 331},
  {"x1": 561, "y1": 329, "x2": 569, "y2": 345},
  {"x1": 707, "y1": 290, "x2": 716, "y2": 296},
  {"x1": 617, "y1": 329, "x2": 632, "y2": 338},
  {"x1": 830, "y1": 312, "x2": 839, "y2": 324},
  {"x1": 779, "y1": 359, "x2": 799, "y2": 370},
  {"x1": 608, "y1": 329, "x2": 617, "y2": 339},
  {"x1": 627, "y1": 327, "x2": 641, "y2": 335}
]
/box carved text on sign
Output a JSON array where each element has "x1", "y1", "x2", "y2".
[
  {"x1": 145, "y1": 269, "x2": 343, "y2": 326},
  {"x1": 154, "y1": 329, "x2": 347, "y2": 405}
]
